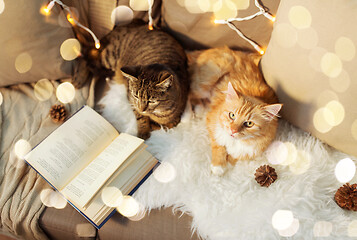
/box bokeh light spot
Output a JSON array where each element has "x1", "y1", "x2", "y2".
[
  {"x1": 289, "y1": 150, "x2": 311, "y2": 175},
  {"x1": 313, "y1": 221, "x2": 332, "y2": 237},
  {"x1": 40, "y1": 188, "x2": 67, "y2": 209},
  {"x1": 324, "y1": 100, "x2": 345, "y2": 127},
  {"x1": 76, "y1": 223, "x2": 96, "y2": 237},
  {"x1": 14, "y1": 139, "x2": 31, "y2": 159},
  {"x1": 351, "y1": 119, "x2": 357, "y2": 141},
  {"x1": 101, "y1": 186, "x2": 123, "y2": 207},
  {"x1": 184, "y1": 0, "x2": 205, "y2": 13},
  {"x1": 153, "y1": 162, "x2": 176, "y2": 183},
  {"x1": 198, "y1": 0, "x2": 211, "y2": 12},
  {"x1": 329, "y1": 70, "x2": 350, "y2": 93},
  {"x1": 280, "y1": 142, "x2": 297, "y2": 166},
  {"x1": 348, "y1": 220, "x2": 357, "y2": 237},
  {"x1": 313, "y1": 108, "x2": 333, "y2": 133},
  {"x1": 15, "y1": 53, "x2": 32, "y2": 74},
  {"x1": 334, "y1": 158, "x2": 356, "y2": 183},
  {"x1": 288, "y1": 5, "x2": 312, "y2": 29},
  {"x1": 130, "y1": 0, "x2": 153, "y2": 11},
  {"x1": 128, "y1": 203, "x2": 146, "y2": 221},
  {"x1": 60, "y1": 38, "x2": 81, "y2": 61},
  {"x1": 335, "y1": 37, "x2": 355, "y2": 62},
  {"x1": 117, "y1": 196, "x2": 139, "y2": 218},
  {"x1": 308, "y1": 47, "x2": 327, "y2": 72},
  {"x1": 40, "y1": 189, "x2": 53, "y2": 207},
  {"x1": 213, "y1": 0, "x2": 237, "y2": 20},
  {"x1": 266, "y1": 141, "x2": 288, "y2": 165},
  {"x1": 273, "y1": 23, "x2": 297, "y2": 48},
  {"x1": 272, "y1": 210, "x2": 294, "y2": 231},
  {"x1": 34, "y1": 79, "x2": 54, "y2": 101},
  {"x1": 278, "y1": 218, "x2": 299, "y2": 237},
  {"x1": 316, "y1": 90, "x2": 339, "y2": 108},
  {"x1": 0, "y1": 0, "x2": 5, "y2": 14},
  {"x1": 320, "y1": 52, "x2": 342, "y2": 78},
  {"x1": 233, "y1": 0, "x2": 249, "y2": 10},
  {"x1": 0, "y1": 91, "x2": 3, "y2": 106},
  {"x1": 111, "y1": 6, "x2": 134, "y2": 26},
  {"x1": 297, "y1": 27, "x2": 318, "y2": 49},
  {"x1": 56, "y1": 82, "x2": 75, "y2": 104}
]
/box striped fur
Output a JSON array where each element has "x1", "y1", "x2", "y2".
[
  {"x1": 188, "y1": 47, "x2": 282, "y2": 175},
  {"x1": 99, "y1": 21, "x2": 189, "y2": 139}
]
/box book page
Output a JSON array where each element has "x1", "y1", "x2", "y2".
[
  {"x1": 61, "y1": 133, "x2": 145, "y2": 209},
  {"x1": 80, "y1": 150, "x2": 158, "y2": 226},
  {"x1": 25, "y1": 106, "x2": 119, "y2": 190}
]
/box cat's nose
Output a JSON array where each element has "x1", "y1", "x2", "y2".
[{"x1": 231, "y1": 128, "x2": 238, "y2": 134}]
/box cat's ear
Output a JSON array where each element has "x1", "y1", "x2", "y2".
[
  {"x1": 262, "y1": 104, "x2": 283, "y2": 121},
  {"x1": 224, "y1": 82, "x2": 238, "y2": 101},
  {"x1": 156, "y1": 74, "x2": 173, "y2": 91},
  {"x1": 120, "y1": 66, "x2": 140, "y2": 81}
]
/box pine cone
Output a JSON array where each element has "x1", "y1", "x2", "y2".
[
  {"x1": 254, "y1": 165, "x2": 277, "y2": 187},
  {"x1": 49, "y1": 104, "x2": 67, "y2": 123},
  {"x1": 335, "y1": 183, "x2": 357, "y2": 211}
]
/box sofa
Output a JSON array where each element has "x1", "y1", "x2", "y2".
[{"x1": 1, "y1": 0, "x2": 357, "y2": 239}]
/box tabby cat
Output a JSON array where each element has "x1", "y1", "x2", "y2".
[
  {"x1": 73, "y1": 20, "x2": 189, "y2": 139},
  {"x1": 188, "y1": 47, "x2": 282, "y2": 176}
]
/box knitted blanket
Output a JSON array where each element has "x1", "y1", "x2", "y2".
[{"x1": 0, "y1": 80, "x2": 95, "y2": 240}]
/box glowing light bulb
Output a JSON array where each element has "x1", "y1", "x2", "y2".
[
  {"x1": 41, "y1": 1, "x2": 55, "y2": 16},
  {"x1": 148, "y1": 23, "x2": 153, "y2": 30},
  {"x1": 67, "y1": 14, "x2": 75, "y2": 25},
  {"x1": 264, "y1": 12, "x2": 275, "y2": 22},
  {"x1": 253, "y1": 44, "x2": 265, "y2": 55},
  {"x1": 95, "y1": 42, "x2": 101, "y2": 49},
  {"x1": 214, "y1": 19, "x2": 226, "y2": 24}
]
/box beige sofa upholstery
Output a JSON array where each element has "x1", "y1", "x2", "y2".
[{"x1": 39, "y1": 205, "x2": 198, "y2": 240}]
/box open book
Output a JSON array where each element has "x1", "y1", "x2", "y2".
[{"x1": 24, "y1": 105, "x2": 159, "y2": 228}]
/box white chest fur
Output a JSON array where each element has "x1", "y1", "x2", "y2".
[{"x1": 214, "y1": 124, "x2": 257, "y2": 159}]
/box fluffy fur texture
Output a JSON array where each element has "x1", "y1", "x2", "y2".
[
  {"x1": 100, "y1": 84, "x2": 357, "y2": 240},
  {"x1": 76, "y1": 20, "x2": 189, "y2": 139},
  {"x1": 188, "y1": 47, "x2": 282, "y2": 175}
]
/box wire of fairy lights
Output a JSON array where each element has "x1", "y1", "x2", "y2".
[
  {"x1": 147, "y1": 0, "x2": 154, "y2": 30},
  {"x1": 41, "y1": 0, "x2": 101, "y2": 49},
  {"x1": 214, "y1": 0, "x2": 276, "y2": 55}
]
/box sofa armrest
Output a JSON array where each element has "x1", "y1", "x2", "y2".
[
  {"x1": 97, "y1": 208, "x2": 199, "y2": 240},
  {"x1": 39, "y1": 206, "x2": 97, "y2": 240}
]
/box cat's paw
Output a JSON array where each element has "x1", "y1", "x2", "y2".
[
  {"x1": 210, "y1": 164, "x2": 226, "y2": 176},
  {"x1": 138, "y1": 131, "x2": 151, "y2": 140}
]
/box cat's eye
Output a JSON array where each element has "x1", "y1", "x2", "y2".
[
  {"x1": 228, "y1": 112, "x2": 235, "y2": 120},
  {"x1": 243, "y1": 121, "x2": 254, "y2": 128}
]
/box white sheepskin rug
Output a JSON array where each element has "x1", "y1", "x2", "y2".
[{"x1": 99, "y1": 83, "x2": 357, "y2": 240}]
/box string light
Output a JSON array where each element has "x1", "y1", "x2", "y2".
[
  {"x1": 41, "y1": 0, "x2": 100, "y2": 49},
  {"x1": 148, "y1": 0, "x2": 154, "y2": 30},
  {"x1": 41, "y1": 0, "x2": 55, "y2": 15},
  {"x1": 214, "y1": 0, "x2": 275, "y2": 54}
]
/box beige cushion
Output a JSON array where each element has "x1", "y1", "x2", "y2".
[
  {"x1": 0, "y1": 0, "x2": 75, "y2": 87},
  {"x1": 161, "y1": 0, "x2": 280, "y2": 50},
  {"x1": 84, "y1": 0, "x2": 162, "y2": 39},
  {"x1": 261, "y1": 0, "x2": 357, "y2": 157}
]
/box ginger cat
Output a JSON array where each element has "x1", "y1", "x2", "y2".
[{"x1": 188, "y1": 47, "x2": 282, "y2": 176}]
